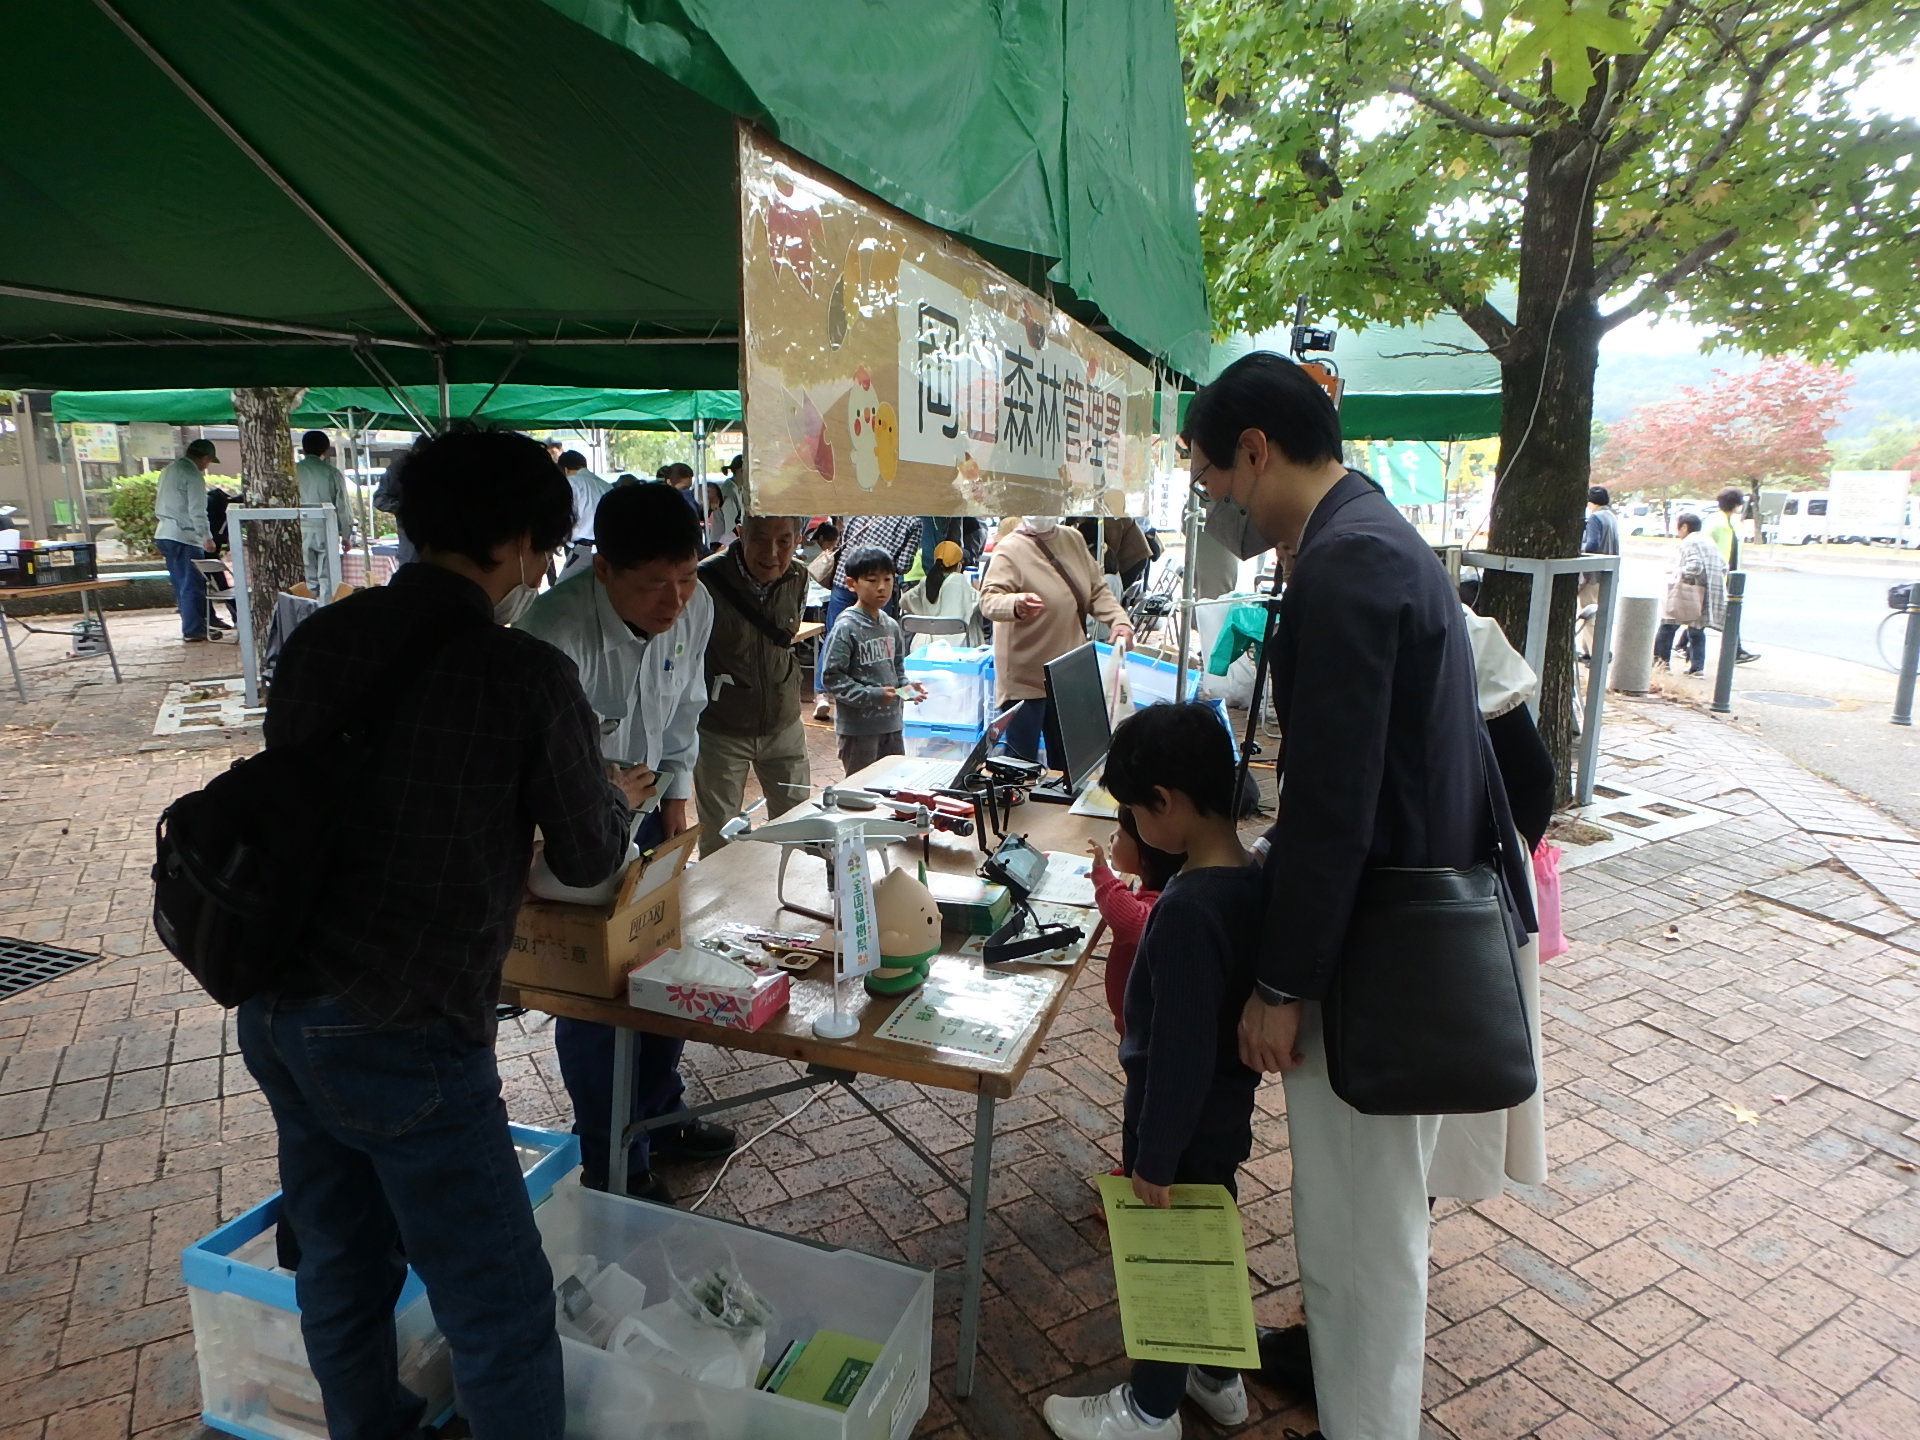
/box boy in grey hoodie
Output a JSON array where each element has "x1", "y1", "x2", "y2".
[{"x1": 823, "y1": 545, "x2": 925, "y2": 775}]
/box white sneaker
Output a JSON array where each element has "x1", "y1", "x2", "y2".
[
  {"x1": 1042, "y1": 1384, "x2": 1181, "y2": 1439},
  {"x1": 812, "y1": 700, "x2": 831, "y2": 721},
  {"x1": 1185, "y1": 1370, "x2": 1249, "y2": 1426}
]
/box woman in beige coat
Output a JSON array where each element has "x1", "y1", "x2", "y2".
[{"x1": 979, "y1": 516, "x2": 1133, "y2": 762}]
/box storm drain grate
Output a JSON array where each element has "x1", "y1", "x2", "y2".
[{"x1": 0, "y1": 937, "x2": 101, "y2": 1000}]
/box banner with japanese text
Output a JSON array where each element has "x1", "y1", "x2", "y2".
[{"x1": 738, "y1": 125, "x2": 1154, "y2": 519}]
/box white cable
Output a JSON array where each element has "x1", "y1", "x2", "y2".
[
  {"x1": 1480, "y1": 133, "x2": 1609, "y2": 543},
  {"x1": 686, "y1": 1088, "x2": 831, "y2": 1213}
]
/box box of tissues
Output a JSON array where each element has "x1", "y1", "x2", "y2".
[{"x1": 627, "y1": 946, "x2": 790, "y2": 1032}]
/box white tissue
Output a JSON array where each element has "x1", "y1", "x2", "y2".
[{"x1": 639, "y1": 946, "x2": 757, "y2": 987}]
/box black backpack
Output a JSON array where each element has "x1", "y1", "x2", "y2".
[{"x1": 151, "y1": 616, "x2": 480, "y2": 1006}]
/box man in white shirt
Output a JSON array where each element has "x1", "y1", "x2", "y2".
[
  {"x1": 518, "y1": 483, "x2": 735, "y2": 1201},
  {"x1": 556, "y1": 449, "x2": 611, "y2": 579},
  {"x1": 294, "y1": 431, "x2": 352, "y2": 595},
  {"x1": 154, "y1": 438, "x2": 221, "y2": 642}
]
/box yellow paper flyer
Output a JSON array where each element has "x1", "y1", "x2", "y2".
[{"x1": 1097, "y1": 1175, "x2": 1261, "y2": 1368}]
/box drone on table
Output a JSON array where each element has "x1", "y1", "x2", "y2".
[{"x1": 721, "y1": 785, "x2": 949, "y2": 923}]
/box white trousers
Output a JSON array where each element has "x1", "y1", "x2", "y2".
[{"x1": 1283, "y1": 1002, "x2": 1439, "y2": 1440}]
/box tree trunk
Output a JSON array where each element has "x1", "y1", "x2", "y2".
[
  {"x1": 1476, "y1": 124, "x2": 1602, "y2": 807},
  {"x1": 233, "y1": 387, "x2": 308, "y2": 681}
]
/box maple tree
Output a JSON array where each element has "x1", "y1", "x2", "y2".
[
  {"x1": 1593, "y1": 357, "x2": 1854, "y2": 524},
  {"x1": 1180, "y1": 0, "x2": 1920, "y2": 794}
]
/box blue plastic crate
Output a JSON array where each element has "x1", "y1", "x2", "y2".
[
  {"x1": 183, "y1": 1124, "x2": 579, "y2": 1440},
  {"x1": 902, "y1": 717, "x2": 986, "y2": 762},
  {"x1": 902, "y1": 645, "x2": 993, "y2": 729}
]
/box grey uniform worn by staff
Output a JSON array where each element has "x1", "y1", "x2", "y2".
[
  {"x1": 294, "y1": 451, "x2": 352, "y2": 594},
  {"x1": 154, "y1": 443, "x2": 216, "y2": 639}
]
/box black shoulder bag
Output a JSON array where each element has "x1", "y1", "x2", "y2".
[
  {"x1": 151, "y1": 614, "x2": 484, "y2": 1007},
  {"x1": 1319, "y1": 733, "x2": 1538, "y2": 1116}
]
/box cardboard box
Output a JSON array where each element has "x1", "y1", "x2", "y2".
[
  {"x1": 505, "y1": 827, "x2": 698, "y2": 997},
  {"x1": 627, "y1": 950, "x2": 790, "y2": 1031}
]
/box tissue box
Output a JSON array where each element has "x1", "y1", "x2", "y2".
[
  {"x1": 506, "y1": 827, "x2": 698, "y2": 998},
  {"x1": 627, "y1": 950, "x2": 790, "y2": 1032}
]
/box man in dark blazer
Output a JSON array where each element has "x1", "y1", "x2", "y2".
[{"x1": 1185, "y1": 351, "x2": 1531, "y2": 1440}]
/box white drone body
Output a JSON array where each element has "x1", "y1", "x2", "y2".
[{"x1": 725, "y1": 788, "x2": 931, "y2": 921}]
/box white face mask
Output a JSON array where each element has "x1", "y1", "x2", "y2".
[
  {"x1": 493, "y1": 554, "x2": 538, "y2": 625},
  {"x1": 1022, "y1": 515, "x2": 1059, "y2": 535}
]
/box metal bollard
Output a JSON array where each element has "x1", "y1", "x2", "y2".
[
  {"x1": 1711, "y1": 571, "x2": 1745, "y2": 715},
  {"x1": 1894, "y1": 579, "x2": 1920, "y2": 727}
]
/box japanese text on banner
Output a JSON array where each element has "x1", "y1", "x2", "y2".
[{"x1": 835, "y1": 823, "x2": 881, "y2": 979}]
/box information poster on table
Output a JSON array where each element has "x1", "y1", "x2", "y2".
[{"x1": 738, "y1": 124, "x2": 1154, "y2": 520}]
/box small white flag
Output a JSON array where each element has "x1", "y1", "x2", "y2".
[{"x1": 835, "y1": 822, "x2": 881, "y2": 980}]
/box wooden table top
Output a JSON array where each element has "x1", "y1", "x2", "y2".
[
  {"x1": 504, "y1": 754, "x2": 1114, "y2": 1098},
  {"x1": 0, "y1": 577, "x2": 131, "y2": 601}
]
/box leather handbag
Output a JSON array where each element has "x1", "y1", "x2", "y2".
[
  {"x1": 1320, "y1": 754, "x2": 1538, "y2": 1116},
  {"x1": 1663, "y1": 578, "x2": 1705, "y2": 626}
]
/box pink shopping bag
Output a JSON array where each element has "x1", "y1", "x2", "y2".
[{"x1": 1532, "y1": 841, "x2": 1567, "y2": 960}]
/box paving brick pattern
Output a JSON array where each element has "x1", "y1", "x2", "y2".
[{"x1": 3, "y1": 612, "x2": 1919, "y2": 1439}]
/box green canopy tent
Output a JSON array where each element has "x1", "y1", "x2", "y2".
[
  {"x1": 1178, "y1": 306, "x2": 1505, "y2": 443},
  {"x1": 0, "y1": 1, "x2": 1210, "y2": 395},
  {"x1": 51, "y1": 385, "x2": 742, "y2": 431}
]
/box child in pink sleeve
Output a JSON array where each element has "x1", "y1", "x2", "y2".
[{"x1": 1088, "y1": 805, "x2": 1183, "y2": 1036}]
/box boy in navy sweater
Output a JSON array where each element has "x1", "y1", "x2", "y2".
[{"x1": 1043, "y1": 703, "x2": 1262, "y2": 1439}]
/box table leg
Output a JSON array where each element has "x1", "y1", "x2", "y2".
[
  {"x1": 0, "y1": 605, "x2": 24, "y2": 702},
  {"x1": 89, "y1": 593, "x2": 123, "y2": 684},
  {"x1": 955, "y1": 1091, "x2": 995, "y2": 1399},
  {"x1": 608, "y1": 1025, "x2": 635, "y2": 1198}
]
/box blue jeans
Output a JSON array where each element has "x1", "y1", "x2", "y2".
[
  {"x1": 237, "y1": 993, "x2": 563, "y2": 1440},
  {"x1": 998, "y1": 696, "x2": 1052, "y2": 765},
  {"x1": 552, "y1": 809, "x2": 686, "y2": 1183},
  {"x1": 158, "y1": 537, "x2": 209, "y2": 638}
]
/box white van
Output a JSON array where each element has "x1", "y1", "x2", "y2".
[{"x1": 1768, "y1": 493, "x2": 1829, "y2": 546}]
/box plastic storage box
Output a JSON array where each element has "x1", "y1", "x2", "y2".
[
  {"x1": 902, "y1": 718, "x2": 983, "y2": 762},
  {"x1": 903, "y1": 645, "x2": 993, "y2": 730},
  {"x1": 1093, "y1": 642, "x2": 1201, "y2": 711},
  {"x1": 536, "y1": 1179, "x2": 933, "y2": 1440},
  {"x1": 182, "y1": 1124, "x2": 580, "y2": 1440}
]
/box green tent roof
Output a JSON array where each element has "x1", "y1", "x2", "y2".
[
  {"x1": 1197, "y1": 308, "x2": 1504, "y2": 442},
  {"x1": 51, "y1": 385, "x2": 740, "y2": 431},
  {"x1": 1, "y1": 1, "x2": 1210, "y2": 391}
]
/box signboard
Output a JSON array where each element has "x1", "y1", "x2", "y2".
[
  {"x1": 739, "y1": 125, "x2": 1154, "y2": 519},
  {"x1": 833, "y1": 823, "x2": 881, "y2": 980},
  {"x1": 67, "y1": 423, "x2": 121, "y2": 464}
]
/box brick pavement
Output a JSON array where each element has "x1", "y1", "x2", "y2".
[{"x1": 3, "y1": 610, "x2": 1919, "y2": 1439}]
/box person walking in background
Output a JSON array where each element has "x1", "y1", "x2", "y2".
[
  {"x1": 556, "y1": 450, "x2": 610, "y2": 578},
  {"x1": 823, "y1": 545, "x2": 924, "y2": 775},
  {"x1": 813, "y1": 514, "x2": 920, "y2": 722},
  {"x1": 1578, "y1": 484, "x2": 1620, "y2": 661},
  {"x1": 1708, "y1": 486, "x2": 1760, "y2": 663},
  {"x1": 1654, "y1": 512, "x2": 1726, "y2": 676},
  {"x1": 693, "y1": 513, "x2": 812, "y2": 854},
  {"x1": 294, "y1": 430, "x2": 352, "y2": 596},
  {"x1": 154, "y1": 438, "x2": 221, "y2": 643}
]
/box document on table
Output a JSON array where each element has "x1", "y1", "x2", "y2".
[
  {"x1": 875, "y1": 967, "x2": 1053, "y2": 1061},
  {"x1": 1069, "y1": 783, "x2": 1120, "y2": 820},
  {"x1": 1096, "y1": 1175, "x2": 1261, "y2": 1367},
  {"x1": 1032, "y1": 851, "x2": 1096, "y2": 908}
]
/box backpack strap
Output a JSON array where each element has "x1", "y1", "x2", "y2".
[{"x1": 703, "y1": 562, "x2": 803, "y2": 650}]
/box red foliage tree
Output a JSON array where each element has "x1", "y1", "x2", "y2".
[{"x1": 1594, "y1": 357, "x2": 1853, "y2": 528}]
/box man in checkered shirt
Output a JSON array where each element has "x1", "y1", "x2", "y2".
[{"x1": 238, "y1": 426, "x2": 652, "y2": 1440}]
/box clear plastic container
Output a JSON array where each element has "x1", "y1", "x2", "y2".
[
  {"x1": 902, "y1": 719, "x2": 983, "y2": 762},
  {"x1": 536, "y1": 1180, "x2": 933, "y2": 1440},
  {"x1": 182, "y1": 1124, "x2": 579, "y2": 1440},
  {"x1": 903, "y1": 646, "x2": 993, "y2": 729}
]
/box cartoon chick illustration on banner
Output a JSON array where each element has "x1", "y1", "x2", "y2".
[
  {"x1": 848, "y1": 365, "x2": 898, "y2": 492},
  {"x1": 866, "y1": 863, "x2": 941, "y2": 997}
]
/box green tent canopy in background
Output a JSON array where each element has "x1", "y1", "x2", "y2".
[
  {"x1": 0, "y1": 1, "x2": 1210, "y2": 392},
  {"x1": 51, "y1": 385, "x2": 741, "y2": 432},
  {"x1": 1177, "y1": 305, "x2": 1506, "y2": 443}
]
